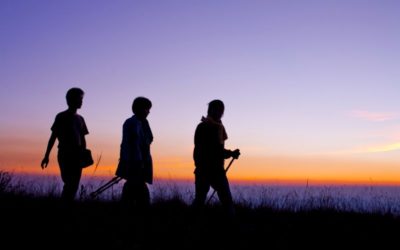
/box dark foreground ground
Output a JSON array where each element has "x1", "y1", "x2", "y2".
[{"x1": 1, "y1": 194, "x2": 399, "y2": 250}]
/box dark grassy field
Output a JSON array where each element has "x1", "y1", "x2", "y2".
[
  {"x1": 1, "y1": 171, "x2": 399, "y2": 249},
  {"x1": 1, "y1": 191, "x2": 400, "y2": 250}
]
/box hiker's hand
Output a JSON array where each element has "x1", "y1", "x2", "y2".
[
  {"x1": 41, "y1": 157, "x2": 49, "y2": 169},
  {"x1": 231, "y1": 149, "x2": 240, "y2": 159}
]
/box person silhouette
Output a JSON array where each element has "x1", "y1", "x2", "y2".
[
  {"x1": 115, "y1": 97, "x2": 153, "y2": 210},
  {"x1": 192, "y1": 99, "x2": 240, "y2": 215},
  {"x1": 41, "y1": 87, "x2": 89, "y2": 202}
]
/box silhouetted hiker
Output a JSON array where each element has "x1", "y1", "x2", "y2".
[
  {"x1": 115, "y1": 97, "x2": 153, "y2": 210},
  {"x1": 41, "y1": 87, "x2": 89, "y2": 202},
  {"x1": 192, "y1": 99, "x2": 240, "y2": 216}
]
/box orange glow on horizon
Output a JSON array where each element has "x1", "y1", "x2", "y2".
[{"x1": 4, "y1": 154, "x2": 400, "y2": 186}]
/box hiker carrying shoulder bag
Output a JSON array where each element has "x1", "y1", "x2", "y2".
[{"x1": 80, "y1": 148, "x2": 94, "y2": 168}]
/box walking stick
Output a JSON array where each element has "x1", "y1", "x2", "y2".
[
  {"x1": 90, "y1": 176, "x2": 123, "y2": 198},
  {"x1": 206, "y1": 157, "x2": 236, "y2": 205}
]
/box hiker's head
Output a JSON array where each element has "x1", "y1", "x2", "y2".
[
  {"x1": 66, "y1": 88, "x2": 84, "y2": 109},
  {"x1": 132, "y1": 96, "x2": 152, "y2": 119},
  {"x1": 207, "y1": 99, "x2": 224, "y2": 120}
]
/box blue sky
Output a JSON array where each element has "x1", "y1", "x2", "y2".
[{"x1": 1, "y1": 0, "x2": 400, "y2": 183}]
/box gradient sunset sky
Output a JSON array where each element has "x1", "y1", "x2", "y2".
[{"x1": 1, "y1": 0, "x2": 400, "y2": 184}]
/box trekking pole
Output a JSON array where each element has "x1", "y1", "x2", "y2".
[
  {"x1": 90, "y1": 176, "x2": 123, "y2": 198},
  {"x1": 206, "y1": 157, "x2": 236, "y2": 205}
]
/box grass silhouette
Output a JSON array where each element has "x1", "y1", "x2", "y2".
[{"x1": 1, "y1": 171, "x2": 400, "y2": 249}]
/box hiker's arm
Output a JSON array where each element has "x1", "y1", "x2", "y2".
[
  {"x1": 223, "y1": 148, "x2": 240, "y2": 159},
  {"x1": 41, "y1": 132, "x2": 57, "y2": 169}
]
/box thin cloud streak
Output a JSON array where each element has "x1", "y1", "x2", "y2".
[
  {"x1": 337, "y1": 142, "x2": 400, "y2": 154},
  {"x1": 315, "y1": 142, "x2": 400, "y2": 156},
  {"x1": 365, "y1": 142, "x2": 400, "y2": 153},
  {"x1": 350, "y1": 110, "x2": 399, "y2": 122}
]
